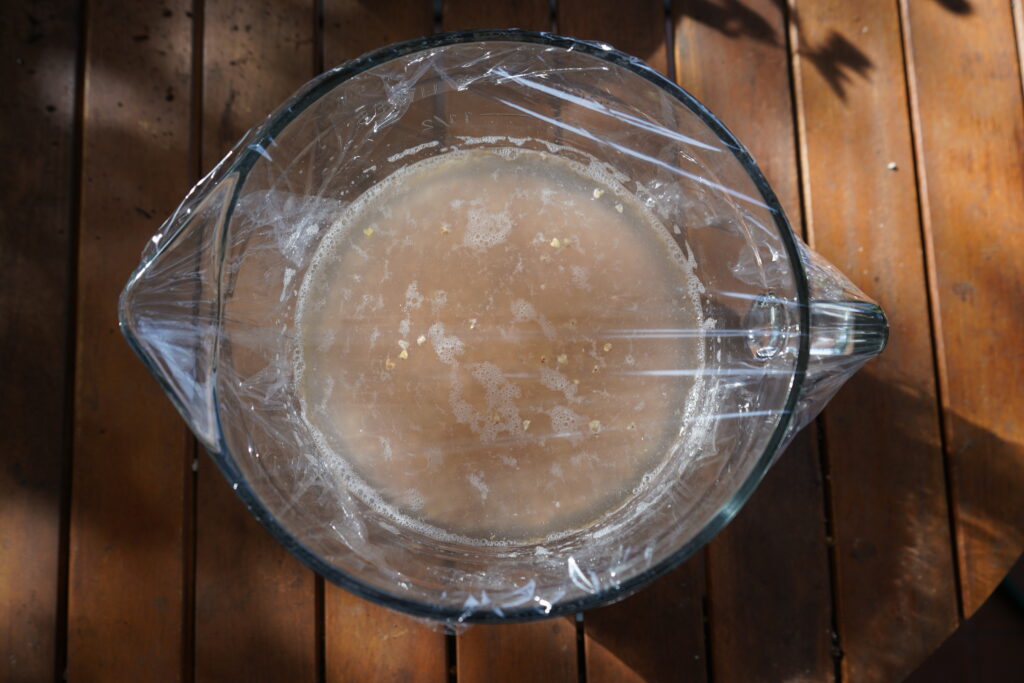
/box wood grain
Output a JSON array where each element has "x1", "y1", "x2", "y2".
[
  {"x1": 323, "y1": 0, "x2": 435, "y2": 69},
  {"x1": 706, "y1": 431, "x2": 833, "y2": 683},
  {"x1": 320, "y1": 3, "x2": 448, "y2": 680},
  {"x1": 673, "y1": 1, "x2": 837, "y2": 680},
  {"x1": 560, "y1": 0, "x2": 667, "y2": 74},
  {"x1": 901, "y1": 0, "x2": 1024, "y2": 615},
  {"x1": 194, "y1": 1, "x2": 319, "y2": 680},
  {"x1": 324, "y1": 592, "x2": 447, "y2": 682},
  {"x1": 67, "y1": 0, "x2": 193, "y2": 679},
  {"x1": 554, "y1": 2, "x2": 708, "y2": 681},
  {"x1": 584, "y1": 562, "x2": 708, "y2": 683},
  {"x1": 457, "y1": 618, "x2": 579, "y2": 683},
  {"x1": 443, "y1": 0, "x2": 550, "y2": 32},
  {"x1": 790, "y1": 0, "x2": 960, "y2": 679},
  {"x1": 0, "y1": 1, "x2": 78, "y2": 680}
]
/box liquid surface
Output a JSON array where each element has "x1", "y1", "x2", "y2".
[{"x1": 296, "y1": 148, "x2": 703, "y2": 542}]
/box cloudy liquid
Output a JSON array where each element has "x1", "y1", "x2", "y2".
[{"x1": 295, "y1": 148, "x2": 704, "y2": 543}]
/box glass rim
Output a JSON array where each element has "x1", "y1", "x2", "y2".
[{"x1": 123, "y1": 28, "x2": 811, "y2": 623}]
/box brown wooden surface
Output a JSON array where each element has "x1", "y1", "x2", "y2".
[
  {"x1": 584, "y1": 561, "x2": 708, "y2": 683},
  {"x1": 4, "y1": 1, "x2": 1024, "y2": 681},
  {"x1": 0, "y1": 2, "x2": 78, "y2": 681},
  {"x1": 457, "y1": 617, "x2": 579, "y2": 683},
  {"x1": 444, "y1": 0, "x2": 550, "y2": 31},
  {"x1": 324, "y1": 587, "x2": 447, "y2": 683},
  {"x1": 902, "y1": 0, "x2": 1024, "y2": 617},
  {"x1": 68, "y1": 0, "x2": 194, "y2": 680},
  {"x1": 790, "y1": 1, "x2": 961, "y2": 680},
  {"x1": 194, "y1": 1, "x2": 319, "y2": 680}
]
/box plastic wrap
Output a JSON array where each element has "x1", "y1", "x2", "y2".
[{"x1": 119, "y1": 31, "x2": 887, "y2": 623}]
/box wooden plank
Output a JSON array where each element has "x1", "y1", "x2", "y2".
[
  {"x1": 324, "y1": 594, "x2": 447, "y2": 682},
  {"x1": 673, "y1": 1, "x2": 836, "y2": 680},
  {"x1": 0, "y1": 1, "x2": 78, "y2": 680},
  {"x1": 67, "y1": 0, "x2": 193, "y2": 679},
  {"x1": 704, "y1": 433, "x2": 833, "y2": 683},
  {"x1": 560, "y1": 0, "x2": 667, "y2": 74},
  {"x1": 194, "y1": 1, "x2": 318, "y2": 681},
  {"x1": 584, "y1": 562, "x2": 707, "y2": 683},
  {"x1": 901, "y1": 0, "x2": 1024, "y2": 615},
  {"x1": 443, "y1": 0, "x2": 550, "y2": 32},
  {"x1": 790, "y1": 0, "x2": 960, "y2": 679},
  {"x1": 323, "y1": 0, "x2": 435, "y2": 68},
  {"x1": 457, "y1": 618, "x2": 578, "y2": 683},
  {"x1": 319, "y1": 3, "x2": 448, "y2": 681},
  {"x1": 552, "y1": 2, "x2": 709, "y2": 682}
]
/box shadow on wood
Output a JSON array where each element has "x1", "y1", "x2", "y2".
[{"x1": 584, "y1": 367, "x2": 1022, "y2": 681}]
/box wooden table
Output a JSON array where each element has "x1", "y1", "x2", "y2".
[{"x1": 3, "y1": 1, "x2": 1022, "y2": 681}]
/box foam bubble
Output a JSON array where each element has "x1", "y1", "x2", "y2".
[
  {"x1": 468, "y1": 362, "x2": 523, "y2": 444},
  {"x1": 386, "y1": 139, "x2": 439, "y2": 163},
  {"x1": 401, "y1": 489, "x2": 425, "y2": 511},
  {"x1": 570, "y1": 265, "x2": 590, "y2": 290},
  {"x1": 427, "y1": 322, "x2": 464, "y2": 366},
  {"x1": 547, "y1": 405, "x2": 587, "y2": 446},
  {"x1": 430, "y1": 289, "x2": 447, "y2": 314},
  {"x1": 539, "y1": 366, "x2": 580, "y2": 404},
  {"x1": 468, "y1": 473, "x2": 490, "y2": 501},
  {"x1": 463, "y1": 205, "x2": 513, "y2": 250},
  {"x1": 510, "y1": 298, "x2": 556, "y2": 339},
  {"x1": 510, "y1": 298, "x2": 535, "y2": 322},
  {"x1": 404, "y1": 281, "x2": 424, "y2": 309}
]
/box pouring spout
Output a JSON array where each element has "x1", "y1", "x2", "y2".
[
  {"x1": 119, "y1": 174, "x2": 237, "y2": 451},
  {"x1": 789, "y1": 243, "x2": 890, "y2": 440},
  {"x1": 796, "y1": 297, "x2": 889, "y2": 428},
  {"x1": 743, "y1": 241, "x2": 891, "y2": 452},
  {"x1": 809, "y1": 300, "x2": 888, "y2": 360}
]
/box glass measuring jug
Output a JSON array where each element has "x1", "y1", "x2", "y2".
[{"x1": 120, "y1": 31, "x2": 887, "y2": 622}]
